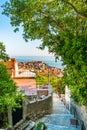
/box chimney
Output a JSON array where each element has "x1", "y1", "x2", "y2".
[{"x1": 11, "y1": 58, "x2": 16, "y2": 77}]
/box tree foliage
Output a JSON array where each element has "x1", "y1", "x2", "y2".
[
  {"x1": 2, "y1": 0, "x2": 87, "y2": 105},
  {"x1": 0, "y1": 63, "x2": 22, "y2": 113},
  {"x1": 0, "y1": 42, "x2": 9, "y2": 61},
  {"x1": 36, "y1": 74, "x2": 48, "y2": 85},
  {"x1": 36, "y1": 74, "x2": 59, "y2": 92}
]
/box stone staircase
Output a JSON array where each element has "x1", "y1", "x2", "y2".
[
  {"x1": 15, "y1": 93, "x2": 81, "y2": 130},
  {"x1": 35, "y1": 93, "x2": 81, "y2": 130}
]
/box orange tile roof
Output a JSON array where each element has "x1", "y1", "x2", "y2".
[{"x1": 4, "y1": 58, "x2": 16, "y2": 69}]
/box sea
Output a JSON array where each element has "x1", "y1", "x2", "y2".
[{"x1": 11, "y1": 56, "x2": 65, "y2": 70}]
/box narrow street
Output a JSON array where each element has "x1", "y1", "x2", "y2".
[
  {"x1": 35, "y1": 93, "x2": 81, "y2": 130},
  {"x1": 17, "y1": 93, "x2": 81, "y2": 130}
]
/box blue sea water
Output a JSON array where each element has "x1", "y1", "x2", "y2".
[{"x1": 11, "y1": 56, "x2": 65, "y2": 70}]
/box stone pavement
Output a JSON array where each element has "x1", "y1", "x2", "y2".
[
  {"x1": 36, "y1": 93, "x2": 81, "y2": 130},
  {"x1": 52, "y1": 93, "x2": 70, "y2": 114}
]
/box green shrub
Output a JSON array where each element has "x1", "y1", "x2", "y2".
[{"x1": 35, "y1": 122, "x2": 46, "y2": 130}]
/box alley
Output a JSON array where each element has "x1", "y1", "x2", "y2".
[{"x1": 35, "y1": 93, "x2": 81, "y2": 130}]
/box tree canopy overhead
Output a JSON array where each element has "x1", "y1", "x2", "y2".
[{"x1": 2, "y1": 0, "x2": 87, "y2": 105}]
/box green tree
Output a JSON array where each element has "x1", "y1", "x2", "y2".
[
  {"x1": 0, "y1": 43, "x2": 23, "y2": 127},
  {"x1": 0, "y1": 42, "x2": 9, "y2": 61},
  {"x1": 0, "y1": 63, "x2": 22, "y2": 113},
  {"x1": 36, "y1": 74, "x2": 48, "y2": 85},
  {"x1": 36, "y1": 74, "x2": 60, "y2": 92},
  {"x1": 0, "y1": 62, "x2": 23, "y2": 127},
  {"x1": 2, "y1": 0, "x2": 87, "y2": 105}
]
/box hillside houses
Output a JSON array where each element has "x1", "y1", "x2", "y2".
[
  {"x1": 2, "y1": 58, "x2": 53, "y2": 99},
  {"x1": 18, "y1": 61, "x2": 63, "y2": 77}
]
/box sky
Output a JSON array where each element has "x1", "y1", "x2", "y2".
[{"x1": 0, "y1": 0, "x2": 53, "y2": 57}]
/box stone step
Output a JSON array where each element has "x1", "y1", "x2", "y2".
[
  {"x1": 37, "y1": 114, "x2": 80, "y2": 129},
  {"x1": 45, "y1": 123, "x2": 79, "y2": 130},
  {"x1": 24, "y1": 121, "x2": 35, "y2": 130},
  {"x1": 45, "y1": 113, "x2": 74, "y2": 118},
  {"x1": 14, "y1": 120, "x2": 35, "y2": 130}
]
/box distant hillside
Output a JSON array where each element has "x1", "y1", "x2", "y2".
[{"x1": 18, "y1": 61, "x2": 63, "y2": 76}]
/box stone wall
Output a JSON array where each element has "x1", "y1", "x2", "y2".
[
  {"x1": 25, "y1": 95, "x2": 52, "y2": 121},
  {"x1": 6, "y1": 95, "x2": 52, "y2": 129},
  {"x1": 70, "y1": 102, "x2": 87, "y2": 130}
]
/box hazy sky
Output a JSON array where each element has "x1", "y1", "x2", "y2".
[{"x1": 0, "y1": 0, "x2": 53, "y2": 57}]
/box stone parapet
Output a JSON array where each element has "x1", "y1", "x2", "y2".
[{"x1": 70, "y1": 101, "x2": 87, "y2": 130}]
